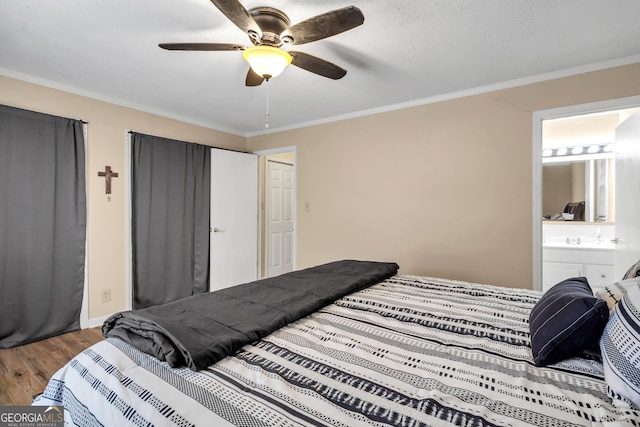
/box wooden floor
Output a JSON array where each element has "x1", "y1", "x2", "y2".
[{"x1": 0, "y1": 327, "x2": 104, "y2": 405}]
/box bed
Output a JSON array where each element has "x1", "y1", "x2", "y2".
[{"x1": 34, "y1": 261, "x2": 640, "y2": 426}]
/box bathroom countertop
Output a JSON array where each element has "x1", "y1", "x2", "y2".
[{"x1": 543, "y1": 242, "x2": 615, "y2": 250}]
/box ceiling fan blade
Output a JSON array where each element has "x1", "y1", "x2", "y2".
[
  {"x1": 245, "y1": 68, "x2": 265, "y2": 86},
  {"x1": 290, "y1": 51, "x2": 347, "y2": 80},
  {"x1": 283, "y1": 6, "x2": 364, "y2": 45},
  {"x1": 159, "y1": 43, "x2": 245, "y2": 51},
  {"x1": 210, "y1": 0, "x2": 261, "y2": 38}
]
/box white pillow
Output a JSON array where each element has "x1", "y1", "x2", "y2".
[
  {"x1": 622, "y1": 259, "x2": 640, "y2": 280},
  {"x1": 595, "y1": 277, "x2": 640, "y2": 312},
  {"x1": 600, "y1": 281, "x2": 640, "y2": 408}
]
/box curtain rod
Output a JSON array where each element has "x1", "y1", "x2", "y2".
[
  {"x1": 1, "y1": 104, "x2": 88, "y2": 124},
  {"x1": 127, "y1": 130, "x2": 252, "y2": 155}
]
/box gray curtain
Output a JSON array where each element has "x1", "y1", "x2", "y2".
[
  {"x1": 131, "y1": 132, "x2": 211, "y2": 309},
  {"x1": 0, "y1": 105, "x2": 86, "y2": 348}
]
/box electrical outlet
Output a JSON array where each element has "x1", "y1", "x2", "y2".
[{"x1": 101, "y1": 289, "x2": 111, "y2": 303}]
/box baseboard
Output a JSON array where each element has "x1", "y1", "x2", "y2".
[{"x1": 85, "y1": 314, "x2": 111, "y2": 329}]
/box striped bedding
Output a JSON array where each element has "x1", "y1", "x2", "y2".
[{"x1": 34, "y1": 275, "x2": 640, "y2": 426}]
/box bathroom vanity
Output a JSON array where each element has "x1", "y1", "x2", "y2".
[{"x1": 542, "y1": 223, "x2": 615, "y2": 293}]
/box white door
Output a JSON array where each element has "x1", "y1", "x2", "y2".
[
  {"x1": 614, "y1": 111, "x2": 640, "y2": 279},
  {"x1": 266, "y1": 160, "x2": 294, "y2": 277},
  {"x1": 210, "y1": 149, "x2": 258, "y2": 291}
]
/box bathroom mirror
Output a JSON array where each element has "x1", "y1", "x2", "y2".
[
  {"x1": 542, "y1": 157, "x2": 614, "y2": 223},
  {"x1": 541, "y1": 109, "x2": 628, "y2": 224}
]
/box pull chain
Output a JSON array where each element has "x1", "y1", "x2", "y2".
[{"x1": 264, "y1": 79, "x2": 270, "y2": 129}]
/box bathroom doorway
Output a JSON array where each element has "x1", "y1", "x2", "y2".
[{"x1": 533, "y1": 96, "x2": 640, "y2": 291}]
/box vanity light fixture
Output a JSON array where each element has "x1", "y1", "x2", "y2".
[{"x1": 542, "y1": 143, "x2": 614, "y2": 158}]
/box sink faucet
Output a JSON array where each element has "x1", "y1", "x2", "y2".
[{"x1": 565, "y1": 236, "x2": 581, "y2": 245}]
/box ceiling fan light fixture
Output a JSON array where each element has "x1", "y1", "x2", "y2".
[{"x1": 242, "y1": 46, "x2": 292, "y2": 80}]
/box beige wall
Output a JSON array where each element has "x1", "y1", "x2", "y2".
[
  {"x1": 247, "y1": 63, "x2": 640, "y2": 288},
  {"x1": 0, "y1": 76, "x2": 245, "y2": 319},
  {"x1": 1, "y1": 62, "x2": 639, "y2": 323}
]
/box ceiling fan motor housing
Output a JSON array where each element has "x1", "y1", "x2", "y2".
[{"x1": 249, "y1": 7, "x2": 292, "y2": 46}]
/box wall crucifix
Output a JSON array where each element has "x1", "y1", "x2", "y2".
[{"x1": 98, "y1": 165, "x2": 119, "y2": 194}]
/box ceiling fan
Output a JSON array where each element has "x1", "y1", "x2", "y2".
[{"x1": 159, "y1": 0, "x2": 364, "y2": 86}]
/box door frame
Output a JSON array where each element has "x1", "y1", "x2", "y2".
[
  {"x1": 79, "y1": 123, "x2": 89, "y2": 328},
  {"x1": 253, "y1": 146, "x2": 297, "y2": 278},
  {"x1": 532, "y1": 95, "x2": 640, "y2": 291}
]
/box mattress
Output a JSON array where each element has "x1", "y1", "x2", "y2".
[{"x1": 34, "y1": 274, "x2": 640, "y2": 426}]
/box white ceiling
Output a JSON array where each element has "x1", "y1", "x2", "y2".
[{"x1": 2, "y1": 0, "x2": 640, "y2": 136}]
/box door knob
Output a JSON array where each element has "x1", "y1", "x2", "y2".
[{"x1": 213, "y1": 227, "x2": 224, "y2": 233}]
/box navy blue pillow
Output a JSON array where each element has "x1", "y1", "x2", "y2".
[{"x1": 529, "y1": 277, "x2": 609, "y2": 366}]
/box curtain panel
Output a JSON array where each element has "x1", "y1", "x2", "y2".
[
  {"x1": 0, "y1": 105, "x2": 86, "y2": 348},
  {"x1": 131, "y1": 132, "x2": 211, "y2": 309}
]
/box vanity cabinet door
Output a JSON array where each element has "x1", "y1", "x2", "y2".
[
  {"x1": 542, "y1": 262, "x2": 583, "y2": 292},
  {"x1": 585, "y1": 264, "x2": 615, "y2": 291}
]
